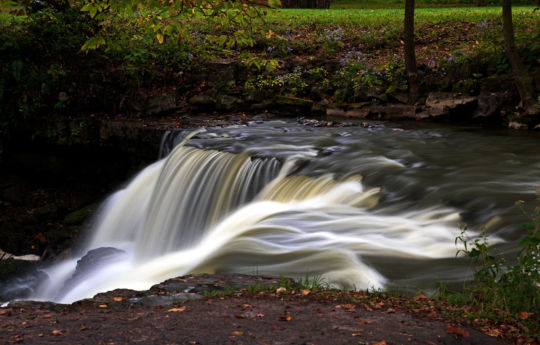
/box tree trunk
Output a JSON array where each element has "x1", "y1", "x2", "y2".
[
  {"x1": 404, "y1": 0, "x2": 419, "y2": 103},
  {"x1": 502, "y1": 0, "x2": 535, "y2": 108}
]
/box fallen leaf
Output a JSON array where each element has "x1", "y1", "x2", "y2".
[
  {"x1": 373, "y1": 340, "x2": 387, "y2": 345},
  {"x1": 168, "y1": 306, "x2": 186, "y2": 312},
  {"x1": 518, "y1": 312, "x2": 533, "y2": 320},
  {"x1": 301, "y1": 289, "x2": 311, "y2": 296},
  {"x1": 276, "y1": 287, "x2": 286, "y2": 294},
  {"x1": 231, "y1": 331, "x2": 243, "y2": 336},
  {"x1": 278, "y1": 315, "x2": 291, "y2": 321},
  {"x1": 188, "y1": 341, "x2": 196, "y2": 345},
  {"x1": 51, "y1": 330, "x2": 63, "y2": 335},
  {"x1": 386, "y1": 308, "x2": 396, "y2": 313},
  {"x1": 485, "y1": 328, "x2": 502, "y2": 337},
  {"x1": 352, "y1": 333, "x2": 363, "y2": 337},
  {"x1": 98, "y1": 304, "x2": 108, "y2": 308},
  {"x1": 445, "y1": 325, "x2": 470, "y2": 337},
  {"x1": 357, "y1": 319, "x2": 373, "y2": 325},
  {"x1": 80, "y1": 325, "x2": 88, "y2": 331},
  {"x1": 113, "y1": 297, "x2": 123, "y2": 302}
]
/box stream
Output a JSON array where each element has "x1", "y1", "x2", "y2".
[{"x1": 8, "y1": 120, "x2": 540, "y2": 303}]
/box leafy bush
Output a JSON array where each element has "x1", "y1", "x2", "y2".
[{"x1": 451, "y1": 193, "x2": 540, "y2": 339}]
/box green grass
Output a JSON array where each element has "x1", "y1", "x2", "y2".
[
  {"x1": 330, "y1": 0, "x2": 538, "y2": 9},
  {"x1": 265, "y1": 6, "x2": 537, "y2": 27}
]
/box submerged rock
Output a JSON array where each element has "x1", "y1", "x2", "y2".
[
  {"x1": 58, "y1": 247, "x2": 126, "y2": 299},
  {"x1": 0, "y1": 268, "x2": 49, "y2": 301}
]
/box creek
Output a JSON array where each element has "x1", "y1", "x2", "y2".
[{"x1": 15, "y1": 120, "x2": 540, "y2": 303}]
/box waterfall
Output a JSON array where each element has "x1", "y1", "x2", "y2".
[{"x1": 23, "y1": 130, "x2": 476, "y2": 304}]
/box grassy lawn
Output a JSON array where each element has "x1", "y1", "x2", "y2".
[
  {"x1": 330, "y1": 0, "x2": 538, "y2": 8},
  {"x1": 265, "y1": 6, "x2": 537, "y2": 26}
]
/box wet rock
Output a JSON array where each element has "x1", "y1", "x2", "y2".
[
  {"x1": 245, "y1": 90, "x2": 266, "y2": 103},
  {"x1": 145, "y1": 93, "x2": 177, "y2": 116},
  {"x1": 425, "y1": 92, "x2": 478, "y2": 118},
  {"x1": 367, "y1": 104, "x2": 416, "y2": 120},
  {"x1": 311, "y1": 101, "x2": 328, "y2": 115},
  {"x1": 188, "y1": 94, "x2": 216, "y2": 106},
  {"x1": 250, "y1": 101, "x2": 273, "y2": 111},
  {"x1": 0, "y1": 268, "x2": 49, "y2": 301},
  {"x1": 473, "y1": 91, "x2": 508, "y2": 119},
  {"x1": 59, "y1": 247, "x2": 126, "y2": 298},
  {"x1": 63, "y1": 204, "x2": 96, "y2": 225},
  {"x1": 508, "y1": 121, "x2": 528, "y2": 130},
  {"x1": 252, "y1": 113, "x2": 268, "y2": 122},
  {"x1": 217, "y1": 95, "x2": 240, "y2": 111},
  {"x1": 274, "y1": 95, "x2": 313, "y2": 113},
  {"x1": 326, "y1": 107, "x2": 346, "y2": 117}
]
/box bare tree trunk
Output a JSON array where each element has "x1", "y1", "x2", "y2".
[
  {"x1": 502, "y1": 0, "x2": 535, "y2": 108},
  {"x1": 404, "y1": 0, "x2": 419, "y2": 103}
]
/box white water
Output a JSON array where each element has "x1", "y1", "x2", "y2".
[{"x1": 28, "y1": 130, "x2": 478, "y2": 304}]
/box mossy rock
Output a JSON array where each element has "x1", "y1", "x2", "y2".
[
  {"x1": 63, "y1": 204, "x2": 96, "y2": 225},
  {"x1": 274, "y1": 95, "x2": 313, "y2": 109}
]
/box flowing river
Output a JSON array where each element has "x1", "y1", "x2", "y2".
[{"x1": 19, "y1": 120, "x2": 540, "y2": 303}]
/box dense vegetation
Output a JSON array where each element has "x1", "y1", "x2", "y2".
[{"x1": 1, "y1": 1, "x2": 538, "y2": 148}]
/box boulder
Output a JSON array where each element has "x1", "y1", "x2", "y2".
[
  {"x1": 216, "y1": 95, "x2": 240, "y2": 111},
  {"x1": 366, "y1": 104, "x2": 416, "y2": 120},
  {"x1": 188, "y1": 94, "x2": 216, "y2": 106},
  {"x1": 508, "y1": 121, "x2": 528, "y2": 130},
  {"x1": 425, "y1": 92, "x2": 478, "y2": 118},
  {"x1": 473, "y1": 91, "x2": 508, "y2": 119},
  {"x1": 274, "y1": 95, "x2": 313, "y2": 114}
]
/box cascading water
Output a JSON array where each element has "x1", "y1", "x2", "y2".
[{"x1": 8, "y1": 121, "x2": 540, "y2": 304}]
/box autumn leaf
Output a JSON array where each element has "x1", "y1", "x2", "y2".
[
  {"x1": 113, "y1": 297, "x2": 123, "y2": 302},
  {"x1": 231, "y1": 331, "x2": 243, "y2": 336},
  {"x1": 278, "y1": 315, "x2": 292, "y2": 321},
  {"x1": 51, "y1": 329, "x2": 63, "y2": 335},
  {"x1": 518, "y1": 312, "x2": 533, "y2": 320},
  {"x1": 156, "y1": 33, "x2": 164, "y2": 44},
  {"x1": 301, "y1": 289, "x2": 311, "y2": 296},
  {"x1": 351, "y1": 333, "x2": 363, "y2": 337},
  {"x1": 275, "y1": 287, "x2": 286, "y2": 294},
  {"x1": 485, "y1": 328, "x2": 502, "y2": 337},
  {"x1": 357, "y1": 319, "x2": 373, "y2": 325},
  {"x1": 373, "y1": 340, "x2": 387, "y2": 345},
  {"x1": 445, "y1": 325, "x2": 470, "y2": 337},
  {"x1": 98, "y1": 304, "x2": 108, "y2": 308},
  {"x1": 168, "y1": 306, "x2": 186, "y2": 312}
]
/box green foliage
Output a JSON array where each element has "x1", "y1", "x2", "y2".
[
  {"x1": 448, "y1": 195, "x2": 540, "y2": 338},
  {"x1": 79, "y1": 0, "x2": 279, "y2": 53}
]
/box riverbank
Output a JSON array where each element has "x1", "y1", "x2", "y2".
[
  {"x1": 1, "y1": 6, "x2": 539, "y2": 153},
  {"x1": 0, "y1": 273, "x2": 535, "y2": 344}
]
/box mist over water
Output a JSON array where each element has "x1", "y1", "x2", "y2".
[{"x1": 26, "y1": 121, "x2": 540, "y2": 303}]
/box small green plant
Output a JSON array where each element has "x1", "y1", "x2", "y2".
[
  {"x1": 451, "y1": 193, "x2": 540, "y2": 339},
  {"x1": 296, "y1": 273, "x2": 329, "y2": 290}
]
